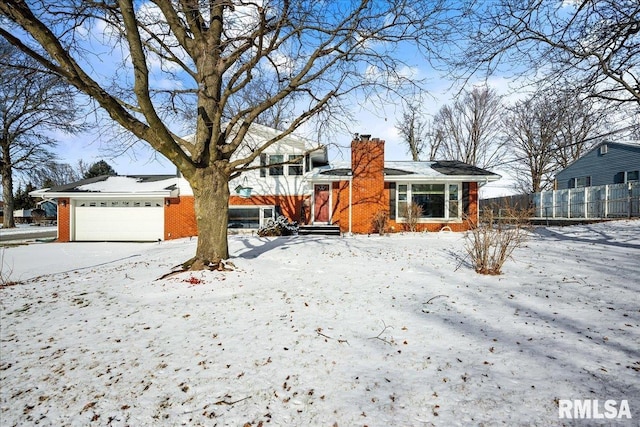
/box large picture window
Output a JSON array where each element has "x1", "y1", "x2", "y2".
[
  {"x1": 228, "y1": 206, "x2": 275, "y2": 229},
  {"x1": 393, "y1": 183, "x2": 461, "y2": 220}
]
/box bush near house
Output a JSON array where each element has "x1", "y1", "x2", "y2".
[
  {"x1": 465, "y1": 206, "x2": 532, "y2": 275},
  {"x1": 257, "y1": 215, "x2": 298, "y2": 237},
  {"x1": 401, "y1": 202, "x2": 423, "y2": 232},
  {"x1": 371, "y1": 210, "x2": 390, "y2": 235}
]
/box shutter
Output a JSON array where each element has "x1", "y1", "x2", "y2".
[
  {"x1": 568, "y1": 178, "x2": 575, "y2": 188},
  {"x1": 462, "y1": 182, "x2": 470, "y2": 215},
  {"x1": 388, "y1": 183, "x2": 396, "y2": 220},
  {"x1": 260, "y1": 154, "x2": 267, "y2": 177}
]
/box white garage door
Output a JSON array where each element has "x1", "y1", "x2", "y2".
[{"x1": 74, "y1": 199, "x2": 164, "y2": 241}]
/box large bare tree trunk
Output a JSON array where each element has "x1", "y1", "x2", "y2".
[
  {"x1": 1, "y1": 145, "x2": 15, "y2": 229},
  {"x1": 184, "y1": 166, "x2": 230, "y2": 269}
]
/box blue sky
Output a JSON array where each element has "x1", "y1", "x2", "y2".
[{"x1": 6, "y1": 1, "x2": 527, "y2": 197}]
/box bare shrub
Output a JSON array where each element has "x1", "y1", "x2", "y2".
[
  {"x1": 401, "y1": 202, "x2": 423, "y2": 232},
  {"x1": 0, "y1": 248, "x2": 20, "y2": 288},
  {"x1": 465, "y1": 206, "x2": 532, "y2": 275},
  {"x1": 371, "y1": 210, "x2": 390, "y2": 235}
]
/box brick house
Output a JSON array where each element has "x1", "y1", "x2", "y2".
[{"x1": 31, "y1": 126, "x2": 500, "y2": 242}]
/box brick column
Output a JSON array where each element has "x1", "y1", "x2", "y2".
[
  {"x1": 350, "y1": 135, "x2": 386, "y2": 233},
  {"x1": 57, "y1": 198, "x2": 71, "y2": 242}
]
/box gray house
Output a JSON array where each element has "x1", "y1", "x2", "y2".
[{"x1": 555, "y1": 140, "x2": 640, "y2": 190}]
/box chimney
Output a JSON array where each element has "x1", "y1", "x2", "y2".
[
  {"x1": 350, "y1": 134, "x2": 386, "y2": 233},
  {"x1": 351, "y1": 134, "x2": 384, "y2": 178}
]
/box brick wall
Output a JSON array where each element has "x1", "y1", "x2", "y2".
[
  {"x1": 57, "y1": 198, "x2": 70, "y2": 242},
  {"x1": 229, "y1": 195, "x2": 305, "y2": 223},
  {"x1": 164, "y1": 196, "x2": 198, "y2": 240},
  {"x1": 349, "y1": 136, "x2": 387, "y2": 233},
  {"x1": 163, "y1": 194, "x2": 305, "y2": 241}
]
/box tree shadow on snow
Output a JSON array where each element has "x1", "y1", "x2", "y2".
[
  {"x1": 231, "y1": 235, "x2": 340, "y2": 259},
  {"x1": 533, "y1": 225, "x2": 640, "y2": 251}
]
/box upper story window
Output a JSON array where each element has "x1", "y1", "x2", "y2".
[
  {"x1": 288, "y1": 155, "x2": 303, "y2": 175},
  {"x1": 260, "y1": 153, "x2": 304, "y2": 177}
]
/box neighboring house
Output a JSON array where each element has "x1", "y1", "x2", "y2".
[
  {"x1": 13, "y1": 209, "x2": 32, "y2": 224},
  {"x1": 36, "y1": 200, "x2": 57, "y2": 219},
  {"x1": 30, "y1": 125, "x2": 500, "y2": 242},
  {"x1": 555, "y1": 140, "x2": 640, "y2": 190}
]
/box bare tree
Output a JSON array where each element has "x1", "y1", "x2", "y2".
[
  {"x1": 28, "y1": 161, "x2": 81, "y2": 188},
  {"x1": 0, "y1": 1, "x2": 459, "y2": 268},
  {"x1": 503, "y1": 92, "x2": 566, "y2": 193},
  {"x1": 395, "y1": 102, "x2": 428, "y2": 161},
  {"x1": 504, "y1": 84, "x2": 613, "y2": 193},
  {"x1": 553, "y1": 92, "x2": 611, "y2": 169},
  {"x1": 459, "y1": 0, "x2": 640, "y2": 106},
  {"x1": 432, "y1": 86, "x2": 504, "y2": 169},
  {"x1": 0, "y1": 41, "x2": 83, "y2": 228}
]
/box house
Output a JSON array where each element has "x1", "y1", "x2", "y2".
[
  {"x1": 555, "y1": 140, "x2": 640, "y2": 190},
  {"x1": 30, "y1": 126, "x2": 500, "y2": 242},
  {"x1": 12, "y1": 209, "x2": 32, "y2": 224}
]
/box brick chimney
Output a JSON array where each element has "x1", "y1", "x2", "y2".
[{"x1": 350, "y1": 134, "x2": 386, "y2": 233}]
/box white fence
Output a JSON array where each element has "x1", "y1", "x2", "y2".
[{"x1": 533, "y1": 182, "x2": 640, "y2": 219}]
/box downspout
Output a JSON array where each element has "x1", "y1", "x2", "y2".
[{"x1": 348, "y1": 176, "x2": 353, "y2": 235}]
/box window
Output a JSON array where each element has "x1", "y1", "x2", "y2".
[
  {"x1": 574, "y1": 176, "x2": 591, "y2": 188},
  {"x1": 288, "y1": 155, "x2": 303, "y2": 175},
  {"x1": 411, "y1": 184, "x2": 445, "y2": 218},
  {"x1": 268, "y1": 154, "x2": 284, "y2": 176},
  {"x1": 626, "y1": 170, "x2": 639, "y2": 182},
  {"x1": 599, "y1": 144, "x2": 608, "y2": 155},
  {"x1": 260, "y1": 153, "x2": 303, "y2": 177},
  {"x1": 228, "y1": 206, "x2": 275, "y2": 229},
  {"x1": 449, "y1": 184, "x2": 459, "y2": 218},
  {"x1": 393, "y1": 183, "x2": 460, "y2": 220}
]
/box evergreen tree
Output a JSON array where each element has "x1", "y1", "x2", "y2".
[
  {"x1": 13, "y1": 183, "x2": 36, "y2": 210},
  {"x1": 83, "y1": 160, "x2": 117, "y2": 179}
]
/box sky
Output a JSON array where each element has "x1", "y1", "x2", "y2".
[
  {"x1": 4, "y1": 2, "x2": 538, "y2": 198},
  {"x1": 50, "y1": 73, "x2": 522, "y2": 198}
]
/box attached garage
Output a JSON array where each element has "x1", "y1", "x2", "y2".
[
  {"x1": 73, "y1": 199, "x2": 165, "y2": 241},
  {"x1": 29, "y1": 175, "x2": 181, "y2": 242}
]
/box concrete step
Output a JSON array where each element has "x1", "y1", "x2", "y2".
[{"x1": 298, "y1": 225, "x2": 341, "y2": 236}]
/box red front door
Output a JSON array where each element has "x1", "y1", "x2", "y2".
[{"x1": 314, "y1": 184, "x2": 330, "y2": 223}]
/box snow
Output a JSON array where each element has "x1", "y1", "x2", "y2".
[
  {"x1": 1, "y1": 220, "x2": 639, "y2": 426},
  {"x1": 0, "y1": 225, "x2": 56, "y2": 236},
  {"x1": 77, "y1": 176, "x2": 177, "y2": 193}
]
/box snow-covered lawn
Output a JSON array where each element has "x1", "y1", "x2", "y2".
[{"x1": 1, "y1": 221, "x2": 638, "y2": 426}]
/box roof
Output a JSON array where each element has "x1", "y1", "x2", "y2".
[
  {"x1": 30, "y1": 175, "x2": 180, "y2": 199},
  {"x1": 182, "y1": 122, "x2": 329, "y2": 164},
  {"x1": 311, "y1": 160, "x2": 501, "y2": 182},
  {"x1": 555, "y1": 139, "x2": 640, "y2": 176},
  {"x1": 604, "y1": 140, "x2": 640, "y2": 150}
]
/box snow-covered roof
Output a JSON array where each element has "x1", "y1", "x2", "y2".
[
  {"x1": 30, "y1": 175, "x2": 181, "y2": 199},
  {"x1": 308, "y1": 160, "x2": 501, "y2": 182}
]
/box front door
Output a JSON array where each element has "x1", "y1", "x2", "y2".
[{"x1": 314, "y1": 184, "x2": 330, "y2": 223}]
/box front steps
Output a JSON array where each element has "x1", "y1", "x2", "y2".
[{"x1": 298, "y1": 224, "x2": 341, "y2": 236}]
